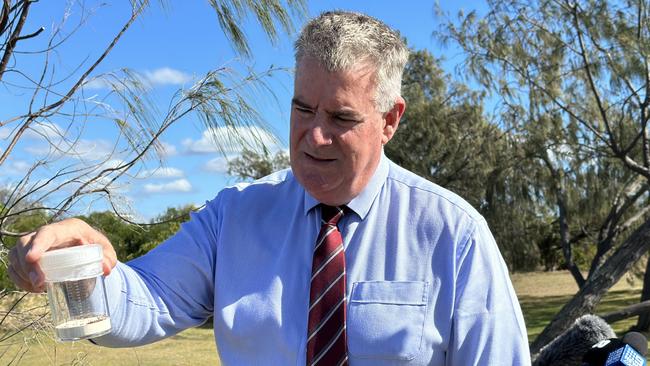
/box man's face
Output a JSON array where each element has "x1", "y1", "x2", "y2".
[{"x1": 290, "y1": 57, "x2": 403, "y2": 206}]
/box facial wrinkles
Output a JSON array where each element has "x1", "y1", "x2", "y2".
[{"x1": 290, "y1": 58, "x2": 387, "y2": 205}]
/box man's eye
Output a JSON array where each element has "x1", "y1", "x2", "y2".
[
  {"x1": 335, "y1": 116, "x2": 358, "y2": 123},
  {"x1": 296, "y1": 107, "x2": 314, "y2": 114}
]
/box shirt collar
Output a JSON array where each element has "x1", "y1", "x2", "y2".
[{"x1": 302, "y1": 151, "x2": 389, "y2": 220}]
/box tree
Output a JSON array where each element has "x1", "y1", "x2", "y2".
[
  {"x1": 0, "y1": 0, "x2": 305, "y2": 235},
  {"x1": 386, "y1": 48, "x2": 545, "y2": 271},
  {"x1": 0, "y1": 0, "x2": 306, "y2": 357},
  {"x1": 0, "y1": 0, "x2": 305, "y2": 253},
  {"x1": 82, "y1": 211, "x2": 143, "y2": 262},
  {"x1": 81, "y1": 205, "x2": 195, "y2": 261},
  {"x1": 132, "y1": 205, "x2": 196, "y2": 259},
  {"x1": 227, "y1": 147, "x2": 289, "y2": 180},
  {"x1": 440, "y1": 0, "x2": 650, "y2": 354},
  {"x1": 227, "y1": 48, "x2": 551, "y2": 272}
]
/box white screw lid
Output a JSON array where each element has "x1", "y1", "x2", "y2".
[{"x1": 39, "y1": 244, "x2": 103, "y2": 272}]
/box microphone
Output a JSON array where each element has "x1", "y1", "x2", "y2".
[
  {"x1": 602, "y1": 331, "x2": 647, "y2": 366},
  {"x1": 533, "y1": 314, "x2": 616, "y2": 366},
  {"x1": 622, "y1": 332, "x2": 648, "y2": 357},
  {"x1": 582, "y1": 338, "x2": 624, "y2": 365},
  {"x1": 583, "y1": 331, "x2": 648, "y2": 366}
]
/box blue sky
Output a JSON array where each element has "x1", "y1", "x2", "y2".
[{"x1": 0, "y1": 1, "x2": 486, "y2": 221}]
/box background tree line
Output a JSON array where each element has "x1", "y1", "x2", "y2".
[
  {"x1": 4, "y1": 0, "x2": 650, "y2": 358},
  {"x1": 0, "y1": 200, "x2": 195, "y2": 291},
  {"x1": 0, "y1": 45, "x2": 561, "y2": 286},
  {"x1": 437, "y1": 0, "x2": 650, "y2": 352},
  {"x1": 0, "y1": 0, "x2": 305, "y2": 290},
  {"x1": 0, "y1": 1, "x2": 306, "y2": 359},
  {"x1": 230, "y1": 47, "x2": 603, "y2": 275},
  {"x1": 233, "y1": 1, "x2": 650, "y2": 351}
]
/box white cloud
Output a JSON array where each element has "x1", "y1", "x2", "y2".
[
  {"x1": 97, "y1": 159, "x2": 125, "y2": 171},
  {"x1": 203, "y1": 148, "x2": 289, "y2": 176},
  {"x1": 144, "y1": 67, "x2": 192, "y2": 86},
  {"x1": 0, "y1": 122, "x2": 65, "y2": 141},
  {"x1": 23, "y1": 144, "x2": 57, "y2": 157},
  {"x1": 21, "y1": 122, "x2": 65, "y2": 140},
  {"x1": 83, "y1": 67, "x2": 192, "y2": 90},
  {"x1": 183, "y1": 126, "x2": 281, "y2": 155},
  {"x1": 143, "y1": 178, "x2": 192, "y2": 194},
  {"x1": 204, "y1": 156, "x2": 232, "y2": 174},
  {"x1": 12, "y1": 160, "x2": 31, "y2": 172},
  {"x1": 157, "y1": 141, "x2": 177, "y2": 157},
  {"x1": 80, "y1": 160, "x2": 127, "y2": 192},
  {"x1": 0, "y1": 160, "x2": 32, "y2": 176},
  {"x1": 141, "y1": 167, "x2": 184, "y2": 179},
  {"x1": 79, "y1": 142, "x2": 119, "y2": 161},
  {"x1": 83, "y1": 78, "x2": 113, "y2": 90},
  {"x1": 25, "y1": 138, "x2": 117, "y2": 161}
]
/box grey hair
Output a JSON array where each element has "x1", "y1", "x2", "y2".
[{"x1": 294, "y1": 11, "x2": 409, "y2": 113}]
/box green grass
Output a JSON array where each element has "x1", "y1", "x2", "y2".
[
  {"x1": 0, "y1": 327, "x2": 220, "y2": 365},
  {"x1": 1, "y1": 271, "x2": 646, "y2": 365},
  {"x1": 0, "y1": 292, "x2": 219, "y2": 365},
  {"x1": 511, "y1": 271, "x2": 644, "y2": 342}
]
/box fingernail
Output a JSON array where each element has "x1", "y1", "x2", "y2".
[{"x1": 29, "y1": 271, "x2": 39, "y2": 285}]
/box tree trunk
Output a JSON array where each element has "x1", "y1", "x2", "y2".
[
  {"x1": 601, "y1": 300, "x2": 650, "y2": 324},
  {"x1": 530, "y1": 217, "x2": 650, "y2": 355},
  {"x1": 560, "y1": 203, "x2": 585, "y2": 287},
  {"x1": 635, "y1": 256, "x2": 650, "y2": 331}
]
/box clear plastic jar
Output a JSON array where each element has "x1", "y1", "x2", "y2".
[{"x1": 39, "y1": 244, "x2": 111, "y2": 341}]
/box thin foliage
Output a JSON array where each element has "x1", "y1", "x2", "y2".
[
  {"x1": 0, "y1": 0, "x2": 306, "y2": 359},
  {"x1": 438, "y1": 0, "x2": 650, "y2": 354}
]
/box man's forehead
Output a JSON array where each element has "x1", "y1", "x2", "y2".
[
  {"x1": 296, "y1": 56, "x2": 376, "y2": 80},
  {"x1": 295, "y1": 62, "x2": 376, "y2": 94}
]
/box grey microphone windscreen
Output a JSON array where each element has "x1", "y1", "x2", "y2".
[{"x1": 532, "y1": 314, "x2": 616, "y2": 366}]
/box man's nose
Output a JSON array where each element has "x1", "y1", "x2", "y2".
[{"x1": 307, "y1": 115, "x2": 333, "y2": 147}]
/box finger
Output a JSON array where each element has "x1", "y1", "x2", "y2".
[
  {"x1": 102, "y1": 244, "x2": 117, "y2": 276},
  {"x1": 14, "y1": 232, "x2": 36, "y2": 271},
  {"x1": 25, "y1": 219, "x2": 89, "y2": 264},
  {"x1": 16, "y1": 232, "x2": 48, "y2": 287},
  {"x1": 8, "y1": 248, "x2": 30, "y2": 285},
  {"x1": 24, "y1": 228, "x2": 58, "y2": 264},
  {"x1": 8, "y1": 264, "x2": 37, "y2": 292},
  {"x1": 29, "y1": 265, "x2": 45, "y2": 289},
  {"x1": 102, "y1": 258, "x2": 112, "y2": 276}
]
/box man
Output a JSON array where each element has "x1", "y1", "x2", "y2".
[{"x1": 8, "y1": 11, "x2": 531, "y2": 365}]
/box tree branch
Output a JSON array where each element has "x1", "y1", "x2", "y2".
[
  {"x1": 0, "y1": 2, "x2": 147, "y2": 166},
  {"x1": 601, "y1": 300, "x2": 650, "y2": 324},
  {"x1": 13, "y1": 25, "x2": 42, "y2": 41},
  {"x1": 0, "y1": 0, "x2": 32, "y2": 82},
  {"x1": 0, "y1": 0, "x2": 10, "y2": 37},
  {"x1": 569, "y1": 2, "x2": 619, "y2": 155},
  {"x1": 538, "y1": 149, "x2": 585, "y2": 287}
]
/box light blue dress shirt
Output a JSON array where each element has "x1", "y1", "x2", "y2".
[{"x1": 95, "y1": 153, "x2": 531, "y2": 365}]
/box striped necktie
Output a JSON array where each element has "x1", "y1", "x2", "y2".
[{"x1": 306, "y1": 205, "x2": 348, "y2": 366}]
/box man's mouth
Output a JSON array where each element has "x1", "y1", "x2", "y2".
[{"x1": 305, "y1": 152, "x2": 336, "y2": 162}]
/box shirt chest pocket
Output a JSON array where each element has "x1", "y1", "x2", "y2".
[{"x1": 347, "y1": 281, "x2": 429, "y2": 361}]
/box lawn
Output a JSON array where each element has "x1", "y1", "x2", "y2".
[
  {"x1": 1, "y1": 325, "x2": 220, "y2": 365},
  {"x1": 512, "y1": 271, "x2": 644, "y2": 341},
  {"x1": 0, "y1": 271, "x2": 645, "y2": 365},
  {"x1": 0, "y1": 293, "x2": 219, "y2": 366}
]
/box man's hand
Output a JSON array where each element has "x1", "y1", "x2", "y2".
[{"x1": 8, "y1": 218, "x2": 117, "y2": 292}]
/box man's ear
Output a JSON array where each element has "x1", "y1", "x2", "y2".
[{"x1": 382, "y1": 96, "x2": 406, "y2": 144}]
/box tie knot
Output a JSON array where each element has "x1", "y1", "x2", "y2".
[{"x1": 321, "y1": 205, "x2": 344, "y2": 225}]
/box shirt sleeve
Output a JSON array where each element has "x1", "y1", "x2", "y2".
[
  {"x1": 446, "y1": 219, "x2": 531, "y2": 365},
  {"x1": 92, "y1": 200, "x2": 219, "y2": 347}
]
